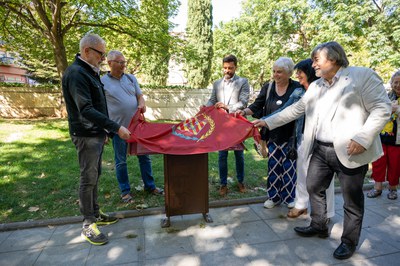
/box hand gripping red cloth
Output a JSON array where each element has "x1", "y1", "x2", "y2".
[{"x1": 127, "y1": 106, "x2": 261, "y2": 155}]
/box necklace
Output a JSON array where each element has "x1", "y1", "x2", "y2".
[{"x1": 276, "y1": 100, "x2": 282, "y2": 105}]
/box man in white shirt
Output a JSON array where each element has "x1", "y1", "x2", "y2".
[{"x1": 205, "y1": 54, "x2": 250, "y2": 196}]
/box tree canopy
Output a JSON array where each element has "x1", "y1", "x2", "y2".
[
  {"x1": 0, "y1": 0, "x2": 179, "y2": 83},
  {"x1": 1, "y1": 0, "x2": 398, "y2": 88},
  {"x1": 212, "y1": 0, "x2": 399, "y2": 87},
  {"x1": 185, "y1": 0, "x2": 213, "y2": 88}
]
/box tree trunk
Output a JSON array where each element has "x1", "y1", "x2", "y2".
[{"x1": 50, "y1": 34, "x2": 68, "y2": 118}]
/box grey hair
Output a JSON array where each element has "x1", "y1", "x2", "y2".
[
  {"x1": 79, "y1": 33, "x2": 105, "y2": 53},
  {"x1": 273, "y1": 57, "x2": 294, "y2": 76},
  {"x1": 107, "y1": 50, "x2": 124, "y2": 61},
  {"x1": 311, "y1": 41, "x2": 349, "y2": 67},
  {"x1": 390, "y1": 70, "x2": 400, "y2": 85}
]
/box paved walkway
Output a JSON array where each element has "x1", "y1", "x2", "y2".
[{"x1": 0, "y1": 193, "x2": 399, "y2": 266}]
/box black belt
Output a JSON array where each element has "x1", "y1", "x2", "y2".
[{"x1": 316, "y1": 140, "x2": 334, "y2": 147}]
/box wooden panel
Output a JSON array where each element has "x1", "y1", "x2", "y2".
[{"x1": 164, "y1": 153, "x2": 208, "y2": 217}]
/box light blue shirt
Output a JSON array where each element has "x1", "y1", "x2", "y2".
[{"x1": 101, "y1": 73, "x2": 142, "y2": 127}]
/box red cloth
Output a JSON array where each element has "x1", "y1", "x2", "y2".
[{"x1": 127, "y1": 106, "x2": 260, "y2": 155}]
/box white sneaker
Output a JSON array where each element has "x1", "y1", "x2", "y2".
[
  {"x1": 287, "y1": 202, "x2": 295, "y2": 209},
  {"x1": 264, "y1": 199, "x2": 278, "y2": 209}
]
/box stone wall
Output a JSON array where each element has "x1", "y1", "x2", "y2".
[
  {"x1": 0, "y1": 87, "x2": 63, "y2": 118},
  {"x1": 0, "y1": 87, "x2": 212, "y2": 120},
  {"x1": 143, "y1": 88, "x2": 210, "y2": 120}
]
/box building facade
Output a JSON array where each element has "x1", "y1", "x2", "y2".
[{"x1": 0, "y1": 45, "x2": 28, "y2": 84}]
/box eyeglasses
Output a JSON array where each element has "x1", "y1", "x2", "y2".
[
  {"x1": 112, "y1": 60, "x2": 127, "y2": 65},
  {"x1": 88, "y1": 47, "x2": 106, "y2": 58}
]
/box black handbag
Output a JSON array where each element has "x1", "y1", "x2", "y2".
[
  {"x1": 260, "y1": 126, "x2": 269, "y2": 141},
  {"x1": 252, "y1": 109, "x2": 263, "y2": 119},
  {"x1": 287, "y1": 126, "x2": 297, "y2": 160},
  {"x1": 252, "y1": 81, "x2": 273, "y2": 119}
]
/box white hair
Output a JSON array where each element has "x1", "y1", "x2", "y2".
[
  {"x1": 107, "y1": 50, "x2": 124, "y2": 61},
  {"x1": 273, "y1": 57, "x2": 295, "y2": 76},
  {"x1": 390, "y1": 70, "x2": 400, "y2": 86},
  {"x1": 79, "y1": 33, "x2": 105, "y2": 53}
]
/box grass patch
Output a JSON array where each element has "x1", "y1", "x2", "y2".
[
  {"x1": 0, "y1": 119, "x2": 373, "y2": 223},
  {"x1": 0, "y1": 118, "x2": 268, "y2": 223}
]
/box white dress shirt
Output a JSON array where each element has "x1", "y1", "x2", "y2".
[
  {"x1": 222, "y1": 78, "x2": 234, "y2": 105},
  {"x1": 315, "y1": 69, "x2": 343, "y2": 143}
]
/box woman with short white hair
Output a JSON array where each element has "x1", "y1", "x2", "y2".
[{"x1": 239, "y1": 57, "x2": 300, "y2": 209}]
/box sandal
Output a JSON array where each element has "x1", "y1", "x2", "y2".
[
  {"x1": 287, "y1": 208, "x2": 307, "y2": 218},
  {"x1": 387, "y1": 189, "x2": 398, "y2": 200},
  {"x1": 121, "y1": 193, "x2": 134, "y2": 203},
  {"x1": 366, "y1": 189, "x2": 382, "y2": 198},
  {"x1": 253, "y1": 143, "x2": 267, "y2": 158},
  {"x1": 254, "y1": 143, "x2": 262, "y2": 156},
  {"x1": 148, "y1": 188, "x2": 164, "y2": 196}
]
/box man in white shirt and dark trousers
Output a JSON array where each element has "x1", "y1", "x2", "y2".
[
  {"x1": 253, "y1": 42, "x2": 391, "y2": 259},
  {"x1": 205, "y1": 54, "x2": 250, "y2": 196}
]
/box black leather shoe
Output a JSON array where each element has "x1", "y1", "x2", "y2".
[
  {"x1": 294, "y1": 226, "x2": 329, "y2": 238},
  {"x1": 333, "y1": 242, "x2": 356, "y2": 260}
]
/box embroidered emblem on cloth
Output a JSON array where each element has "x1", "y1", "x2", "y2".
[{"x1": 172, "y1": 114, "x2": 215, "y2": 141}]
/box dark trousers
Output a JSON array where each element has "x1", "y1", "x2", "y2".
[
  {"x1": 218, "y1": 150, "x2": 244, "y2": 185},
  {"x1": 72, "y1": 135, "x2": 105, "y2": 226},
  {"x1": 307, "y1": 143, "x2": 367, "y2": 246}
]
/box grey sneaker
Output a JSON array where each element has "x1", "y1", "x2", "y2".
[
  {"x1": 387, "y1": 189, "x2": 398, "y2": 200},
  {"x1": 95, "y1": 210, "x2": 119, "y2": 225},
  {"x1": 81, "y1": 223, "x2": 108, "y2": 245}
]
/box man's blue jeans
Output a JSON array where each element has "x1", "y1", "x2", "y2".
[
  {"x1": 112, "y1": 135, "x2": 156, "y2": 195},
  {"x1": 218, "y1": 150, "x2": 244, "y2": 186}
]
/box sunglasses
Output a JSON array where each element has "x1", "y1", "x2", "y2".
[{"x1": 88, "y1": 47, "x2": 106, "y2": 58}]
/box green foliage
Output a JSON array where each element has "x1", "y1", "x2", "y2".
[
  {"x1": 136, "y1": 0, "x2": 171, "y2": 85},
  {"x1": 212, "y1": 0, "x2": 314, "y2": 88},
  {"x1": 99, "y1": 0, "x2": 181, "y2": 86},
  {"x1": 1, "y1": 0, "x2": 398, "y2": 91},
  {"x1": 212, "y1": 0, "x2": 400, "y2": 87},
  {"x1": 0, "y1": 82, "x2": 25, "y2": 88},
  {"x1": 0, "y1": 83, "x2": 59, "y2": 91},
  {"x1": 0, "y1": 82, "x2": 196, "y2": 90},
  {"x1": 0, "y1": 0, "x2": 180, "y2": 84},
  {"x1": 20, "y1": 54, "x2": 61, "y2": 84},
  {"x1": 141, "y1": 84, "x2": 195, "y2": 90},
  {"x1": 185, "y1": 0, "x2": 214, "y2": 88},
  {"x1": 313, "y1": 0, "x2": 400, "y2": 80}
]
